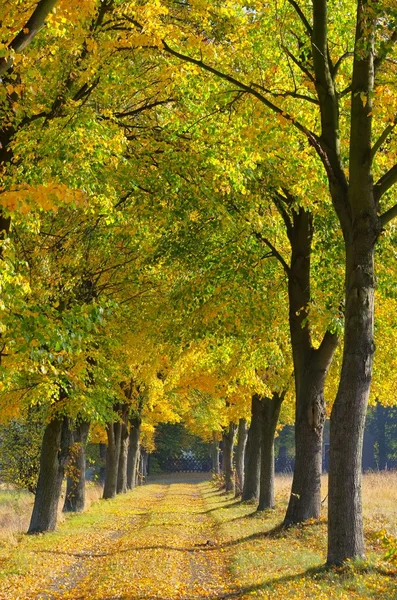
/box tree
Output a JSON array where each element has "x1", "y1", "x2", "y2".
[
  {"x1": 242, "y1": 394, "x2": 263, "y2": 502},
  {"x1": 257, "y1": 392, "x2": 285, "y2": 511},
  {"x1": 235, "y1": 418, "x2": 248, "y2": 496},
  {"x1": 63, "y1": 420, "x2": 90, "y2": 512},
  {"x1": 120, "y1": 0, "x2": 397, "y2": 563}
]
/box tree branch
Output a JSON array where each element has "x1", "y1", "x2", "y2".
[
  {"x1": 379, "y1": 201, "x2": 397, "y2": 228},
  {"x1": 282, "y1": 45, "x2": 316, "y2": 83},
  {"x1": 374, "y1": 29, "x2": 397, "y2": 75},
  {"x1": 252, "y1": 231, "x2": 290, "y2": 276},
  {"x1": 0, "y1": 0, "x2": 59, "y2": 78},
  {"x1": 114, "y1": 98, "x2": 175, "y2": 118},
  {"x1": 316, "y1": 329, "x2": 339, "y2": 370},
  {"x1": 370, "y1": 118, "x2": 397, "y2": 163},
  {"x1": 251, "y1": 83, "x2": 318, "y2": 105},
  {"x1": 271, "y1": 193, "x2": 294, "y2": 241},
  {"x1": 161, "y1": 40, "x2": 324, "y2": 157},
  {"x1": 374, "y1": 163, "x2": 397, "y2": 203},
  {"x1": 225, "y1": 197, "x2": 290, "y2": 275},
  {"x1": 286, "y1": 0, "x2": 313, "y2": 36},
  {"x1": 332, "y1": 51, "x2": 354, "y2": 78}
]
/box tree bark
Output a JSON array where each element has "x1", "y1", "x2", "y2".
[
  {"x1": 325, "y1": 0, "x2": 380, "y2": 562},
  {"x1": 258, "y1": 393, "x2": 284, "y2": 511},
  {"x1": 242, "y1": 394, "x2": 262, "y2": 501},
  {"x1": 99, "y1": 442, "x2": 106, "y2": 484},
  {"x1": 222, "y1": 422, "x2": 237, "y2": 494},
  {"x1": 137, "y1": 448, "x2": 143, "y2": 485},
  {"x1": 28, "y1": 417, "x2": 71, "y2": 534},
  {"x1": 139, "y1": 448, "x2": 148, "y2": 483},
  {"x1": 211, "y1": 432, "x2": 220, "y2": 475},
  {"x1": 376, "y1": 402, "x2": 387, "y2": 470},
  {"x1": 103, "y1": 419, "x2": 122, "y2": 499},
  {"x1": 0, "y1": 0, "x2": 59, "y2": 77},
  {"x1": 127, "y1": 417, "x2": 141, "y2": 489},
  {"x1": 117, "y1": 420, "x2": 129, "y2": 494},
  {"x1": 283, "y1": 357, "x2": 335, "y2": 525},
  {"x1": 235, "y1": 418, "x2": 248, "y2": 496},
  {"x1": 283, "y1": 208, "x2": 338, "y2": 526},
  {"x1": 63, "y1": 420, "x2": 90, "y2": 513},
  {"x1": 327, "y1": 239, "x2": 376, "y2": 563}
]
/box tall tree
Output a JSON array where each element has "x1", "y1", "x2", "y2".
[{"x1": 122, "y1": 0, "x2": 397, "y2": 562}]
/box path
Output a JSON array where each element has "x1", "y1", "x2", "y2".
[{"x1": 1, "y1": 475, "x2": 234, "y2": 600}]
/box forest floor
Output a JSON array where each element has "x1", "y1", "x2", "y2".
[{"x1": 0, "y1": 472, "x2": 396, "y2": 599}]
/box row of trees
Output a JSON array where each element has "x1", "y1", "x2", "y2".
[{"x1": 1, "y1": 0, "x2": 397, "y2": 565}]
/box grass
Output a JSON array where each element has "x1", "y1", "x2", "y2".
[
  {"x1": 0, "y1": 486, "x2": 34, "y2": 546},
  {"x1": 202, "y1": 471, "x2": 397, "y2": 599},
  {"x1": 0, "y1": 481, "x2": 102, "y2": 547}
]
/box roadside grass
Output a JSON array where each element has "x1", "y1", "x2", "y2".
[
  {"x1": 0, "y1": 482, "x2": 102, "y2": 547},
  {"x1": 202, "y1": 471, "x2": 397, "y2": 599},
  {"x1": 0, "y1": 487, "x2": 34, "y2": 546}
]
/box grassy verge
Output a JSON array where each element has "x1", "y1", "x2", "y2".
[
  {"x1": 0, "y1": 482, "x2": 102, "y2": 547},
  {"x1": 201, "y1": 472, "x2": 397, "y2": 599}
]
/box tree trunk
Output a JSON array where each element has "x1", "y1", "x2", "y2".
[
  {"x1": 137, "y1": 448, "x2": 143, "y2": 485},
  {"x1": 235, "y1": 418, "x2": 248, "y2": 496},
  {"x1": 258, "y1": 393, "x2": 284, "y2": 511},
  {"x1": 284, "y1": 208, "x2": 338, "y2": 526},
  {"x1": 103, "y1": 420, "x2": 122, "y2": 499},
  {"x1": 127, "y1": 417, "x2": 141, "y2": 490},
  {"x1": 139, "y1": 448, "x2": 148, "y2": 483},
  {"x1": 376, "y1": 402, "x2": 387, "y2": 470},
  {"x1": 63, "y1": 420, "x2": 90, "y2": 513},
  {"x1": 211, "y1": 432, "x2": 220, "y2": 475},
  {"x1": 222, "y1": 422, "x2": 237, "y2": 494},
  {"x1": 327, "y1": 239, "x2": 376, "y2": 564},
  {"x1": 283, "y1": 365, "x2": 331, "y2": 525},
  {"x1": 117, "y1": 420, "x2": 129, "y2": 494},
  {"x1": 242, "y1": 394, "x2": 262, "y2": 501},
  {"x1": 99, "y1": 442, "x2": 106, "y2": 484},
  {"x1": 28, "y1": 417, "x2": 71, "y2": 534}
]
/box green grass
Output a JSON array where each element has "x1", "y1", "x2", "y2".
[{"x1": 200, "y1": 474, "x2": 397, "y2": 599}]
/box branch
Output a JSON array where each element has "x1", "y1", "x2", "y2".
[
  {"x1": 317, "y1": 329, "x2": 339, "y2": 370},
  {"x1": 252, "y1": 83, "x2": 318, "y2": 105},
  {"x1": 225, "y1": 197, "x2": 290, "y2": 275},
  {"x1": 271, "y1": 193, "x2": 294, "y2": 240},
  {"x1": 374, "y1": 163, "x2": 397, "y2": 203},
  {"x1": 370, "y1": 118, "x2": 397, "y2": 163},
  {"x1": 114, "y1": 98, "x2": 175, "y2": 118},
  {"x1": 252, "y1": 231, "x2": 290, "y2": 276},
  {"x1": 374, "y1": 29, "x2": 397, "y2": 75},
  {"x1": 0, "y1": 0, "x2": 58, "y2": 78},
  {"x1": 161, "y1": 40, "x2": 322, "y2": 152},
  {"x1": 282, "y1": 45, "x2": 316, "y2": 83},
  {"x1": 379, "y1": 201, "x2": 397, "y2": 228},
  {"x1": 337, "y1": 84, "x2": 352, "y2": 98},
  {"x1": 332, "y1": 51, "x2": 354, "y2": 78},
  {"x1": 286, "y1": 0, "x2": 312, "y2": 36}
]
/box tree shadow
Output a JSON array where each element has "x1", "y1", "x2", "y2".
[
  {"x1": 42, "y1": 563, "x2": 396, "y2": 600},
  {"x1": 199, "y1": 500, "x2": 242, "y2": 514},
  {"x1": 34, "y1": 522, "x2": 288, "y2": 560}
]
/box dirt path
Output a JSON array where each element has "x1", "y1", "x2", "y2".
[{"x1": 1, "y1": 475, "x2": 234, "y2": 600}]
